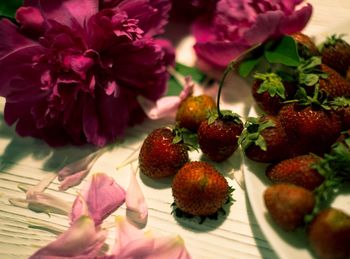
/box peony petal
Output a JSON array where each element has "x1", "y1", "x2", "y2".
[
  {"x1": 279, "y1": 4, "x2": 313, "y2": 35},
  {"x1": 194, "y1": 41, "x2": 248, "y2": 69},
  {"x1": 138, "y1": 76, "x2": 194, "y2": 120},
  {"x1": 116, "y1": 0, "x2": 172, "y2": 37},
  {"x1": 57, "y1": 147, "x2": 107, "y2": 190},
  {"x1": 15, "y1": 6, "x2": 46, "y2": 35},
  {"x1": 243, "y1": 10, "x2": 284, "y2": 46},
  {"x1": 25, "y1": 0, "x2": 99, "y2": 28},
  {"x1": 70, "y1": 173, "x2": 126, "y2": 225},
  {"x1": 125, "y1": 166, "x2": 148, "y2": 227},
  {"x1": 30, "y1": 216, "x2": 107, "y2": 258}
]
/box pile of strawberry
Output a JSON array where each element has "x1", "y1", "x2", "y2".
[
  {"x1": 239, "y1": 33, "x2": 350, "y2": 258},
  {"x1": 138, "y1": 93, "x2": 243, "y2": 221}
]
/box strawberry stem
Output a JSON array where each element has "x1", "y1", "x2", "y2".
[{"x1": 216, "y1": 44, "x2": 262, "y2": 117}]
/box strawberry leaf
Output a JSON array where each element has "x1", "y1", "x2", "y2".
[
  {"x1": 330, "y1": 96, "x2": 350, "y2": 107},
  {"x1": 254, "y1": 72, "x2": 286, "y2": 99},
  {"x1": 173, "y1": 127, "x2": 199, "y2": 151},
  {"x1": 0, "y1": 0, "x2": 22, "y2": 19},
  {"x1": 174, "y1": 62, "x2": 206, "y2": 83},
  {"x1": 238, "y1": 57, "x2": 262, "y2": 77},
  {"x1": 264, "y1": 36, "x2": 301, "y2": 67}
]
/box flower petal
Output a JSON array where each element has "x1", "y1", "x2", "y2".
[
  {"x1": 70, "y1": 173, "x2": 126, "y2": 225},
  {"x1": 15, "y1": 6, "x2": 45, "y2": 35},
  {"x1": 126, "y1": 166, "x2": 148, "y2": 227},
  {"x1": 138, "y1": 76, "x2": 194, "y2": 120},
  {"x1": 279, "y1": 3, "x2": 313, "y2": 35},
  {"x1": 25, "y1": 0, "x2": 98, "y2": 27},
  {"x1": 58, "y1": 148, "x2": 106, "y2": 190},
  {"x1": 30, "y1": 216, "x2": 107, "y2": 258}
]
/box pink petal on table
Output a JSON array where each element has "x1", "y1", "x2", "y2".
[
  {"x1": 112, "y1": 216, "x2": 192, "y2": 259},
  {"x1": 126, "y1": 166, "x2": 148, "y2": 227},
  {"x1": 58, "y1": 148, "x2": 106, "y2": 190},
  {"x1": 70, "y1": 173, "x2": 126, "y2": 225},
  {"x1": 30, "y1": 216, "x2": 107, "y2": 259},
  {"x1": 138, "y1": 76, "x2": 194, "y2": 120}
]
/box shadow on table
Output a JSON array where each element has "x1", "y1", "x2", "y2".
[{"x1": 245, "y1": 194, "x2": 280, "y2": 259}]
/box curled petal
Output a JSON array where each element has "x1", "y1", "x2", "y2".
[
  {"x1": 30, "y1": 216, "x2": 107, "y2": 258},
  {"x1": 112, "y1": 216, "x2": 192, "y2": 259},
  {"x1": 138, "y1": 76, "x2": 194, "y2": 120},
  {"x1": 70, "y1": 173, "x2": 126, "y2": 225},
  {"x1": 126, "y1": 166, "x2": 148, "y2": 227},
  {"x1": 279, "y1": 4, "x2": 313, "y2": 34},
  {"x1": 15, "y1": 6, "x2": 45, "y2": 35},
  {"x1": 9, "y1": 191, "x2": 71, "y2": 216},
  {"x1": 58, "y1": 147, "x2": 107, "y2": 190}
]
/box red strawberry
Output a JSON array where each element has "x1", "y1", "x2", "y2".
[
  {"x1": 331, "y1": 97, "x2": 350, "y2": 129},
  {"x1": 172, "y1": 161, "x2": 229, "y2": 216},
  {"x1": 176, "y1": 94, "x2": 216, "y2": 132},
  {"x1": 278, "y1": 103, "x2": 342, "y2": 155},
  {"x1": 198, "y1": 111, "x2": 243, "y2": 162},
  {"x1": 240, "y1": 115, "x2": 292, "y2": 163},
  {"x1": 321, "y1": 35, "x2": 350, "y2": 77},
  {"x1": 291, "y1": 32, "x2": 320, "y2": 58},
  {"x1": 266, "y1": 154, "x2": 324, "y2": 191},
  {"x1": 252, "y1": 73, "x2": 297, "y2": 114},
  {"x1": 139, "y1": 127, "x2": 189, "y2": 178},
  {"x1": 308, "y1": 208, "x2": 350, "y2": 259},
  {"x1": 319, "y1": 63, "x2": 350, "y2": 98},
  {"x1": 264, "y1": 183, "x2": 315, "y2": 231}
]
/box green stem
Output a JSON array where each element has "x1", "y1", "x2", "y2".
[{"x1": 216, "y1": 43, "x2": 262, "y2": 118}]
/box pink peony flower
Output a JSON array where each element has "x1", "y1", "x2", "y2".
[
  {"x1": 0, "y1": 0, "x2": 173, "y2": 147},
  {"x1": 193, "y1": 0, "x2": 313, "y2": 70}
]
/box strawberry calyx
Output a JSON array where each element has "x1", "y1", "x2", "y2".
[
  {"x1": 207, "y1": 109, "x2": 242, "y2": 125},
  {"x1": 320, "y1": 34, "x2": 347, "y2": 50},
  {"x1": 171, "y1": 186, "x2": 235, "y2": 224},
  {"x1": 305, "y1": 131, "x2": 350, "y2": 223},
  {"x1": 254, "y1": 72, "x2": 286, "y2": 99},
  {"x1": 238, "y1": 117, "x2": 275, "y2": 152},
  {"x1": 329, "y1": 96, "x2": 350, "y2": 108},
  {"x1": 172, "y1": 126, "x2": 199, "y2": 151}
]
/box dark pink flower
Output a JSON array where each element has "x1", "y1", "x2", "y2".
[
  {"x1": 193, "y1": 0, "x2": 313, "y2": 70},
  {"x1": 0, "y1": 0, "x2": 173, "y2": 147}
]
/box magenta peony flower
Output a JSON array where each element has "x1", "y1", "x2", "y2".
[
  {"x1": 193, "y1": 0, "x2": 313, "y2": 70},
  {"x1": 0, "y1": 0, "x2": 173, "y2": 146}
]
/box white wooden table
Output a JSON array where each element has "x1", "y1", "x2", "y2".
[{"x1": 0, "y1": 1, "x2": 349, "y2": 258}]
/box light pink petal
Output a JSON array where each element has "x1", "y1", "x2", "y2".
[
  {"x1": 58, "y1": 148, "x2": 106, "y2": 190},
  {"x1": 30, "y1": 216, "x2": 107, "y2": 258},
  {"x1": 126, "y1": 167, "x2": 148, "y2": 227},
  {"x1": 26, "y1": 191, "x2": 71, "y2": 215},
  {"x1": 59, "y1": 170, "x2": 90, "y2": 191},
  {"x1": 112, "y1": 217, "x2": 191, "y2": 259},
  {"x1": 138, "y1": 76, "x2": 194, "y2": 120},
  {"x1": 70, "y1": 173, "x2": 126, "y2": 225}
]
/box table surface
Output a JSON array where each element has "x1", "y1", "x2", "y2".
[{"x1": 1, "y1": 1, "x2": 349, "y2": 258}]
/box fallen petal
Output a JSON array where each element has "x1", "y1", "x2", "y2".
[
  {"x1": 58, "y1": 147, "x2": 107, "y2": 190},
  {"x1": 70, "y1": 173, "x2": 126, "y2": 225},
  {"x1": 126, "y1": 165, "x2": 148, "y2": 227},
  {"x1": 30, "y1": 216, "x2": 107, "y2": 258}
]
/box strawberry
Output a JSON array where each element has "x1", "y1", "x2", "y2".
[
  {"x1": 278, "y1": 103, "x2": 342, "y2": 155},
  {"x1": 239, "y1": 115, "x2": 292, "y2": 163},
  {"x1": 330, "y1": 96, "x2": 350, "y2": 129},
  {"x1": 172, "y1": 161, "x2": 229, "y2": 216},
  {"x1": 319, "y1": 63, "x2": 350, "y2": 98},
  {"x1": 264, "y1": 183, "x2": 315, "y2": 231},
  {"x1": 291, "y1": 32, "x2": 320, "y2": 58},
  {"x1": 198, "y1": 110, "x2": 243, "y2": 162},
  {"x1": 139, "y1": 127, "x2": 189, "y2": 178},
  {"x1": 266, "y1": 154, "x2": 324, "y2": 191},
  {"x1": 252, "y1": 73, "x2": 297, "y2": 114},
  {"x1": 321, "y1": 35, "x2": 350, "y2": 77},
  {"x1": 176, "y1": 94, "x2": 216, "y2": 132},
  {"x1": 308, "y1": 208, "x2": 350, "y2": 259}
]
